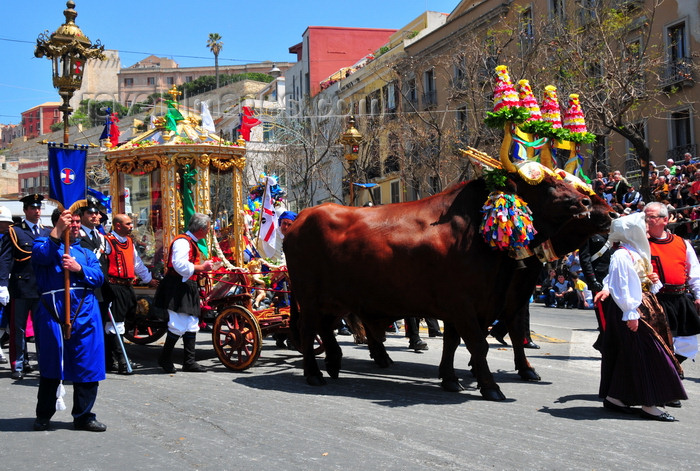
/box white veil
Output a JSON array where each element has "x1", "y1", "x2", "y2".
[{"x1": 608, "y1": 211, "x2": 650, "y2": 262}]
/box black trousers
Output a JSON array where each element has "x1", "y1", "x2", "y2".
[{"x1": 36, "y1": 376, "x2": 98, "y2": 424}]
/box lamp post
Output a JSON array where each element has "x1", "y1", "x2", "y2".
[
  {"x1": 34, "y1": 1, "x2": 104, "y2": 338},
  {"x1": 35, "y1": 1, "x2": 105, "y2": 146},
  {"x1": 339, "y1": 115, "x2": 363, "y2": 206}
]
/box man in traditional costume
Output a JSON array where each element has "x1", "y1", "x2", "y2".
[
  {"x1": 595, "y1": 212, "x2": 686, "y2": 421},
  {"x1": 32, "y1": 210, "x2": 107, "y2": 432},
  {"x1": 644, "y1": 202, "x2": 700, "y2": 369},
  {"x1": 0, "y1": 194, "x2": 51, "y2": 380},
  {"x1": 104, "y1": 214, "x2": 158, "y2": 374},
  {"x1": 155, "y1": 213, "x2": 212, "y2": 373}
]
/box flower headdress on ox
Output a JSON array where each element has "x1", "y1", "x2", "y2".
[{"x1": 464, "y1": 65, "x2": 597, "y2": 259}]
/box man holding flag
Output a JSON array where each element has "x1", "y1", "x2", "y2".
[
  {"x1": 32, "y1": 208, "x2": 106, "y2": 432},
  {"x1": 27, "y1": 141, "x2": 106, "y2": 431}
]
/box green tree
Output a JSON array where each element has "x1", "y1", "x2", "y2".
[{"x1": 206, "y1": 33, "x2": 224, "y2": 89}]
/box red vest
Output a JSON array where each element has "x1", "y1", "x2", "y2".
[
  {"x1": 166, "y1": 234, "x2": 200, "y2": 281},
  {"x1": 106, "y1": 234, "x2": 136, "y2": 279},
  {"x1": 649, "y1": 233, "x2": 688, "y2": 286}
]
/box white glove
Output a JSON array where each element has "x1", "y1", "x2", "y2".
[{"x1": 0, "y1": 286, "x2": 9, "y2": 306}]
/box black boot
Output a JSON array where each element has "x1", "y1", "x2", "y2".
[
  {"x1": 182, "y1": 332, "x2": 206, "y2": 372},
  {"x1": 115, "y1": 335, "x2": 133, "y2": 375},
  {"x1": 158, "y1": 332, "x2": 179, "y2": 373},
  {"x1": 105, "y1": 333, "x2": 117, "y2": 371}
]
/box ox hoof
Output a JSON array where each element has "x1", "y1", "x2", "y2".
[
  {"x1": 480, "y1": 388, "x2": 506, "y2": 401},
  {"x1": 518, "y1": 368, "x2": 541, "y2": 381},
  {"x1": 373, "y1": 356, "x2": 394, "y2": 368},
  {"x1": 440, "y1": 379, "x2": 465, "y2": 392},
  {"x1": 327, "y1": 367, "x2": 340, "y2": 379},
  {"x1": 306, "y1": 375, "x2": 327, "y2": 386}
]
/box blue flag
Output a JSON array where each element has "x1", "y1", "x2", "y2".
[
  {"x1": 99, "y1": 107, "x2": 112, "y2": 141},
  {"x1": 48, "y1": 145, "x2": 87, "y2": 208}
]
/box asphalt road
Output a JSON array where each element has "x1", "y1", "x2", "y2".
[{"x1": 1, "y1": 304, "x2": 698, "y2": 470}]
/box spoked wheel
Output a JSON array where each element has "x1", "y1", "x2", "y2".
[
  {"x1": 213, "y1": 305, "x2": 262, "y2": 370},
  {"x1": 124, "y1": 319, "x2": 168, "y2": 345}
]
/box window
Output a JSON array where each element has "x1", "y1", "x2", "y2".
[
  {"x1": 391, "y1": 181, "x2": 400, "y2": 203},
  {"x1": 550, "y1": 0, "x2": 566, "y2": 22},
  {"x1": 663, "y1": 21, "x2": 691, "y2": 87},
  {"x1": 429, "y1": 175, "x2": 441, "y2": 195},
  {"x1": 668, "y1": 108, "x2": 692, "y2": 160},
  {"x1": 578, "y1": 0, "x2": 599, "y2": 26},
  {"x1": 371, "y1": 187, "x2": 381, "y2": 205},
  {"x1": 185, "y1": 76, "x2": 193, "y2": 83},
  {"x1": 124, "y1": 78, "x2": 133, "y2": 87},
  {"x1": 404, "y1": 77, "x2": 417, "y2": 108},
  {"x1": 263, "y1": 122, "x2": 275, "y2": 142},
  {"x1": 519, "y1": 7, "x2": 534, "y2": 54},
  {"x1": 147, "y1": 77, "x2": 155, "y2": 85},
  {"x1": 456, "y1": 105, "x2": 468, "y2": 144},
  {"x1": 422, "y1": 69, "x2": 437, "y2": 107},
  {"x1": 166, "y1": 77, "x2": 174, "y2": 85},
  {"x1": 453, "y1": 57, "x2": 467, "y2": 90},
  {"x1": 384, "y1": 153, "x2": 400, "y2": 174},
  {"x1": 383, "y1": 82, "x2": 397, "y2": 113}
]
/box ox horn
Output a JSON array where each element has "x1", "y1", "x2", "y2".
[
  {"x1": 539, "y1": 139, "x2": 555, "y2": 170},
  {"x1": 499, "y1": 122, "x2": 517, "y2": 173}
]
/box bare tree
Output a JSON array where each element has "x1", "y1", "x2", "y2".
[{"x1": 269, "y1": 95, "x2": 346, "y2": 210}]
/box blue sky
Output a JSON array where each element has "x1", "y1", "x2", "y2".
[{"x1": 0, "y1": 0, "x2": 459, "y2": 125}]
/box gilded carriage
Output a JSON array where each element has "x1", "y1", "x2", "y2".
[{"x1": 104, "y1": 91, "x2": 304, "y2": 370}]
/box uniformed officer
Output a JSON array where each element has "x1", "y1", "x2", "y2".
[{"x1": 0, "y1": 194, "x2": 51, "y2": 380}]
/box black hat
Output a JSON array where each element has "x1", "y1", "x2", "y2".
[
  {"x1": 20, "y1": 194, "x2": 44, "y2": 208},
  {"x1": 81, "y1": 195, "x2": 105, "y2": 215}
]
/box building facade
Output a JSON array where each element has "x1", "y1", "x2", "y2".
[
  {"x1": 118, "y1": 56, "x2": 293, "y2": 109},
  {"x1": 20, "y1": 102, "x2": 61, "y2": 140}
]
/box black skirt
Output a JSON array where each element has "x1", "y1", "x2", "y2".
[
  {"x1": 153, "y1": 274, "x2": 200, "y2": 317},
  {"x1": 599, "y1": 296, "x2": 687, "y2": 406},
  {"x1": 656, "y1": 292, "x2": 700, "y2": 337},
  {"x1": 106, "y1": 284, "x2": 136, "y2": 323}
]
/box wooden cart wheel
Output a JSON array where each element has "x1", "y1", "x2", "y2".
[
  {"x1": 124, "y1": 319, "x2": 167, "y2": 345},
  {"x1": 213, "y1": 305, "x2": 262, "y2": 370}
]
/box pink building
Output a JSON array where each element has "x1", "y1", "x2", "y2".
[{"x1": 287, "y1": 26, "x2": 397, "y2": 99}]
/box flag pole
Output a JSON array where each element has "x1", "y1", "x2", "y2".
[
  {"x1": 255, "y1": 177, "x2": 269, "y2": 251},
  {"x1": 62, "y1": 144, "x2": 72, "y2": 340}
]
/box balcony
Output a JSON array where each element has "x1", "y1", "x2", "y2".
[
  {"x1": 422, "y1": 90, "x2": 437, "y2": 108},
  {"x1": 667, "y1": 144, "x2": 697, "y2": 163},
  {"x1": 661, "y1": 57, "x2": 694, "y2": 90}
]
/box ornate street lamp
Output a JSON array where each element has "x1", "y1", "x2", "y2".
[
  {"x1": 339, "y1": 115, "x2": 363, "y2": 205},
  {"x1": 35, "y1": 1, "x2": 105, "y2": 146},
  {"x1": 34, "y1": 1, "x2": 105, "y2": 337}
]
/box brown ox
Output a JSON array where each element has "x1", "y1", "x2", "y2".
[
  {"x1": 284, "y1": 173, "x2": 591, "y2": 400},
  {"x1": 439, "y1": 193, "x2": 614, "y2": 392}
]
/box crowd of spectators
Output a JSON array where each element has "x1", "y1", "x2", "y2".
[
  {"x1": 592, "y1": 152, "x2": 700, "y2": 240},
  {"x1": 534, "y1": 152, "x2": 700, "y2": 309}
]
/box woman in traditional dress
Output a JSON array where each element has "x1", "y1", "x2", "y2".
[{"x1": 594, "y1": 211, "x2": 686, "y2": 422}]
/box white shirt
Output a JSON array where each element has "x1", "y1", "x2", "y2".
[
  {"x1": 171, "y1": 231, "x2": 198, "y2": 282},
  {"x1": 603, "y1": 243, "x2": 662, "y2": 321}
]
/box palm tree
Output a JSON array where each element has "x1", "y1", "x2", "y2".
[{"x1": 206, "y1": 33, "x2": 223, "y2": 88}]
